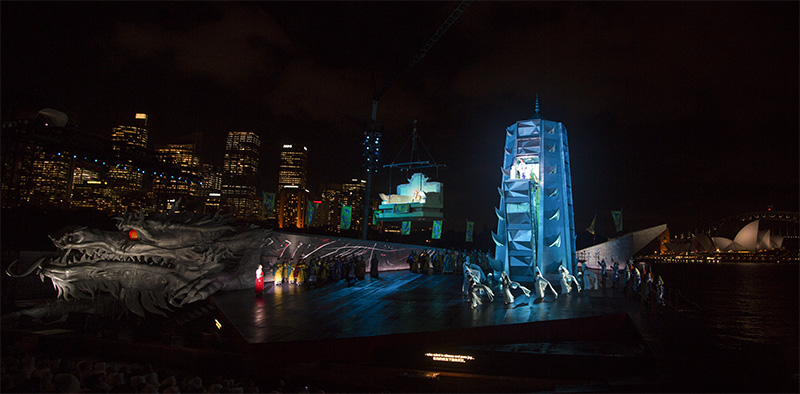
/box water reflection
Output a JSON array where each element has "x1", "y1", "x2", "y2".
[{"x1": 653, "y1": 262, "x2": 799, "y2": 350}]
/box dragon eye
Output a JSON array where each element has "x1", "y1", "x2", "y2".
[{"x1": 128, "y1": 229, "x2": 139, "y2": 241}]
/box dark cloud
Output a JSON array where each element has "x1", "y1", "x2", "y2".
[{"x1": 115, "y1": 5, "x2": 290, "y2": 88}]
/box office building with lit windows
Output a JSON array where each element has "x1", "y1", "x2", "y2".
[
  {"x1": 199, "y1": 164, "x2": 223, "y2": 214},
  {"x1": 278, "y1": 186, "x2": 308, "y2": 229},
  {"x1": 108, "y1": 113, "x2": 149, "y2": 213},
  {"x1": 153, "y1": 143, "x2": 200, "y2": 212},
  {"x1": 277, "y1": 144, "x2": 309, "y2": 229},
  {"x1": 222, "y1": 131, "x2": 261, "y2": 220},
  {"x1": 342, "y1": 179, "x2": 366, "y2": 230},
  {"x1": 71, "y1": 166, "x2": 114, "y2": 211},
  {"x1": 315, "y1": 186, "x2": 342, "y2": 230},
  {"x1": 278, "y1": 145, "x2": 307, "y2": 189},
  {"x1": 308, "y1": 180, "x2": 366, "y2": 231},
  {"x1": 25, "y1": 151, "x2": 72, "y2": 208},
  {"x1": 109, "y1": 113, "x2": 148, "y2": 187}
]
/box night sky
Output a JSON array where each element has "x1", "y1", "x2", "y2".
[{"x1": 2, "y1": 2, "x2": 798, "y2": 247}]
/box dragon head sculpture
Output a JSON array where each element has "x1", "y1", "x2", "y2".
[{"x1": 8, "y1": 209, "x2": 274, "y2": 316}]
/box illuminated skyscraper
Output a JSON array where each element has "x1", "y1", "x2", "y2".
[
  {"x1": 26, "y1": 151, "x2": 72, "y2": 207},
  {"x1": 314, "y1": 185, "x2": 342, "y2": 230},
  {"x1": 278, "y1": 144, "x2": 307, "y2": 190},
  {"x1": 342, "y1": 179, "x2": 366, "y2": 230},
  {"x1": 154, "y1": 143, "x2": 200, "y2": 212},
  {"x1": 199, "y1": 164, "x2": 223, "y2": 214},
  {"x1": 277, "y1": 186, "x2": 307, "y2": 229},
  {"x1": 276, "y1": 144, "x2": 308, "y2": 228},
  {"x1": 223, "y1": 131, "x2": 261, "y2": 219},
  {"x1": 108, "y1": 113, "x2": 149, "y2": 213},
  {"x1": 71, "y1": 166, "x2": 113, "y2": 211},
  {"x1": 109, "y1": 113, "x2": 148, "y2": 187},
  {"x1": 493, "y1": 102, "x2": 577, "y2": 282}
]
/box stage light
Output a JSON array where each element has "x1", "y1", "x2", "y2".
[{"x1": 215, "y1": 319, "x2": 223, "y2": 330}]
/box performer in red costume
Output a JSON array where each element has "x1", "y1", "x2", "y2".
[{"x1": 255, "y1": 265, "x2": 264, "y2": 295}]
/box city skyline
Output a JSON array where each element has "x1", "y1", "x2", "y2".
[{"x1": 2, "y1": 2, "x2": 798, "y2": 240}]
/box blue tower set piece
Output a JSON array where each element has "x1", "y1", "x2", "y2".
[{"x1": 493, "y1": 100, "x2": 577, "y2": 281}]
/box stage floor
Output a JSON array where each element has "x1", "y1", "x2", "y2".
[
  {"x1": 211, "y1": 269, "x2": 645, "y2": 344},
  {"x1": 209, "y1": 269, "x2": 663, "y2": 391}
]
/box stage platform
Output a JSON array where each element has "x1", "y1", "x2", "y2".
[{"x1": 210, "y1": 270, "x2": 663, "y2": 392}]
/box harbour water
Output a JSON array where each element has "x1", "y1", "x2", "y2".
[
  {"x1": 651, "y1": 262, "x2": 798, "y2": 352},
  {"x1": 651, "y1": 262, "x2": 799, "y2": 391}
]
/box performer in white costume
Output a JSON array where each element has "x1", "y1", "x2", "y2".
[
  {"x1": 462, "y1": 261, "x2": 484, "y2": 296},
  {"x1": 558, "y1": 264, "x2": 581, "y2": 294},
  {"x1": 468, "y1": 274, "x2": 494, "y2": 309},
  {"x1": 500, "y1": 271, "x2": 531, "y2": 304},
  {"x1": 533, "y1": 267, "x2": 558, "y2": 300},
  {"x1": 581, "y1": 262, "x2": 599, "y2": 290}
]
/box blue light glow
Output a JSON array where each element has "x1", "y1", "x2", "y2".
[{"x1": 494, "y1": 109, "x2": 577, "y2": 281}]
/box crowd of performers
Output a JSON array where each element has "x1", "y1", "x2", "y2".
[
  {"x1": 578, "y1": 258, "x2": 666, "y2": 307},
  {"x1": 455, "y1": 252, "x2": 667, "y2": 309},
  {"x1": 254, "y1": 248, "x2": 666, "y2": 310},
  {"x1": 255, "y1": 253, "x2": 381, "y2": 294}
]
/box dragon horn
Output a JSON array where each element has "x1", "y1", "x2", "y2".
[{"x1": 6, "y1": 257, "x2": 46, "y2": 278}]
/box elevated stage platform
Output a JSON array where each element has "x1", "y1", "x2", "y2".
[{"x1": 210, "y1": 270, "x2": 662, "y2": 392}]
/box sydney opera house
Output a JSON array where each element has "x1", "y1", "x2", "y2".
[{"x1": 664, "y1": 220, "x2": 784, "y2": 253}]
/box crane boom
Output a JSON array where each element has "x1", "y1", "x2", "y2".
[{"x1": 371, "y1": 0, "x2": 471, "y2": 122}]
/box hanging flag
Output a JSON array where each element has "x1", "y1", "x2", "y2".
[
  {"x1": 587, "y1": 214, "x2": 596, "y2": 235},
  {"x1": 401, "y1": 221, "x2": 411, "y2": 235},
  {"x1": 432, "y1": 220, "x2": 442, "y2": 240},
  {"x1": 465, "y1": 221, "x2": 474, "y2": 242},
  {"x1": 340, "y1": 205, "x2": 352, "y2": 230},
  {"x1": 262, "y1": 192, "x2": 276, "y2": 217},
  {"x1": 306, "y1": 200, "x2": 319, "y2": 226},
  {"x1": 611, "y1": 210, "x2": 623, "y2": 232}
]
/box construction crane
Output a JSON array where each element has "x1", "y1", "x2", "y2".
[
  {"x1": 369, "y1": 0, "x2": 471, "y2": 127},
  {"x1": 361, "y1": 1, "x2": 471, "y2": 240}
]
